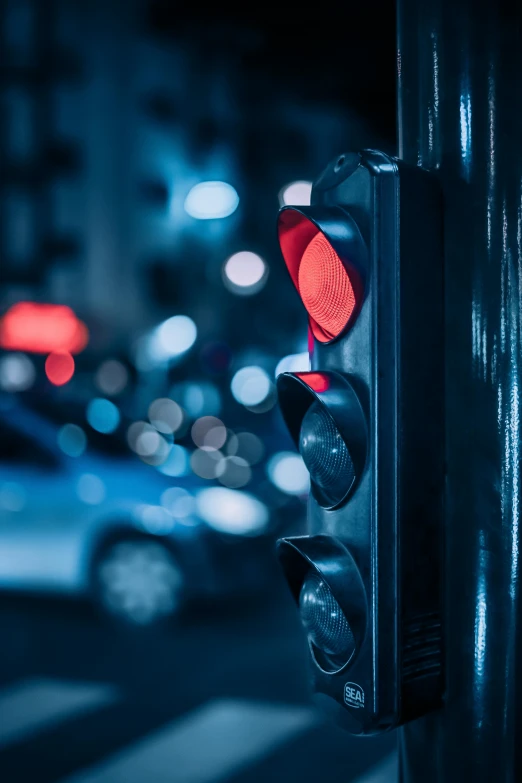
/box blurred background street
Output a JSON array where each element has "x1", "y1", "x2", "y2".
[
  {"x1": 0, "y1": 585, "x2": 397, "y2": 783},
  {"x1": 0, "y1": 1, "x2": 396, "y2": 780}
]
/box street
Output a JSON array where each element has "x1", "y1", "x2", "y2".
[{"x1": 0, "y1": 576, "x2": 396, "y2": 783}]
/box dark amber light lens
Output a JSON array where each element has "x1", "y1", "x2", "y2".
[{"x1": 298, "y1": 232, "x2": 356, "y2": 341}]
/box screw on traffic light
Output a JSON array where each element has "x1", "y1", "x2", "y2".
[{"x1": 276, "y1": 149, "x2": 444, "y2": 734}]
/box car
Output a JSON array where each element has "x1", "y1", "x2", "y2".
[{"x1": 0, "y1": 399, "x2": 277, "y2": 627}]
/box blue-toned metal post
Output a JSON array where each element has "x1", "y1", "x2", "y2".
[{"x1": 397, "y1": 1, "x2": 522, "y2": 780}]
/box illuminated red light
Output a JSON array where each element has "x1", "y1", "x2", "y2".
[
  {"x1": 45, "y1": 352, "x2": 75, "y2": 386},
  {"x1": 278, "y1": 209, "x2": 361, "y2": 343},
  {"x1": 298, "y1": 233, "x2": 356, "y2": 341},
  {"x1": 0, "y1": 302, "x2": 89, "y2": 354},
  {"x1": 297, "y1": 372, "x2": 330, "y2": 393}
]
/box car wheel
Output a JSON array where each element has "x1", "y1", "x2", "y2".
[{"x1": 93, "y1": 537, "x2": 184, "y2": 627}]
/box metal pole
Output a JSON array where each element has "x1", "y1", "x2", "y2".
[{"x1": 397, "y1": 1, "x2": 522, "y2": 780}]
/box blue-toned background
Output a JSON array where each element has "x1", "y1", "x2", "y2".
[{"x1": 0, "y1": 2, "x2": 396, "y2": 781}]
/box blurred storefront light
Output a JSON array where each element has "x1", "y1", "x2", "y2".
[
  {"x1": 222, "y1": 251, "x2": 268, "y2": 295},
  {"x1": 57, "y1": 423, "x2": 87, "y2": 458},
  {"x1": 196, "y1": 487, "x2": 269, "y2": 534},
  {"x1": 45, "y1": 352, "x2": 75, "y2": 386},
  {"x1": 275, "y1": 351, "x2": 311, "y2": 377},
  {"x1": 0, "y1": 352, "x2": 35, "y2": 392},
  {"x1": 95, "y1": 359, "x2": 129, "y2": 395},
  {"x1": 267, "y1": 451, "x2": 310, "y2": 495},
  {"x1": 184, "y1": 181, "x2": 239, "y2": 220},
  {"x1": 156, "y1": 444, "x2": 190, "y2": 477},
  {"x1": 76, "y1": 473, "x2": 106, "y2": 505},
  {"x1": 0, "y1": 302, "x2": 88, "y2": 355},
  {"x1": 278, "y1": 180, "x2": 313, "y2": 207},
  {"x1": 86, "y1": 398, "x2": 120, "y2": 434},
  {"x1": 230, "y1": 366, "x2": 272, "y2": 407}
]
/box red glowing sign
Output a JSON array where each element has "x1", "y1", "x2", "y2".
[{"x1": 0, "y1": 302, "x2": 89, "y2": 355}]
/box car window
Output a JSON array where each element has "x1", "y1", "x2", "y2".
[{"x1": 0, "y1": 420, "x2": 60, "y2": 470}]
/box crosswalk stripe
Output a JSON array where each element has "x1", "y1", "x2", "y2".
[
  {"x1": 0, "y1": 678, "x2": 119, "y2": 751},
  {"x1": 57, "y1": 699, "x2": 319, "y2": 783}
]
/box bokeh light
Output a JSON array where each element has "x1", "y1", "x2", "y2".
[
  {"x1": 184, "y1": 181, "x2": 239, "y2": 219},
  {"x1": 127, "y1": 421, "x2": 169, "y2": 464},
  {"x1": 160, "y1": 487, "x2": 195, "y2": 519},
  {"x1": 196, "y1": 487, "x2": 269, "y2": 534},
  {"x1": 127, "y1": 421, "x2": 156, "y2": 453},
  {"x1": 275, "y1": 351, "x2": 310, "y2": 377},
  {"x1": 86, "y1": 398, "x2": 120, "y2": 434},
  {"x1": 0, "y1": 353, "x2": 35, "y2": 392},
  {"x1": 57, "y1": 423, "x2": 87, "y2": 458},
  {"x1": 216, "y1": 456, "x2": 252, "y2": 488},
  {"x1": 45, "y1": 352, "x2": 75, "y2": 386},
  {"x1": 76, "y1": 473, "x2": 106, "y2": 504},
  {"x1": 148, "y1": 398, "x2": 184, "y2": 434},
  {"x1": 278, "y1": 180, "x2": 313, "y2": 207},
  {"x1": 137, "y1": 504, "x2": 176, "y2": 535},
  {"x1": 191, "y1": 416, "x2": 227, "y2": 450},
  {"x1": 95, "y1": 359, "x2": 129, "y2": 395},
  {"x1": 171, "y1": 381, "x2": 221, "y2": 418},
  {"x1": 226, "y1": 431, "x2": 265, "y2": 465},
  {"x1": 157, "y1": 444, "x2": 190, "y2": 477},
  {"x1": 267, "y1": 451, "x2": 310, "y2": 495},
  {"x1": 137, "y1": 429, "x2": 161, "y2": 456},
  {"x1": 230, "y1": 366, "x2": 272, "y2": 407},
  {"x1": 190, "y1": 448, "x2": 223, "y2": 479},
  {"x1": 223, "y1": 251, "x2": 267, "y2": 295},
  {"x1": 148, "y1": 315, "x2": 197, "y2": 363}
]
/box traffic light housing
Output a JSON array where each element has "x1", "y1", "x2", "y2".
[{"x1": 276, "y1": 149, "x2": 444, "y2": 734}]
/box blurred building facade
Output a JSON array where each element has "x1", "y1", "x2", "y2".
[{"x1": 1, "y1": 0, "x2": 391, "y2": 359}]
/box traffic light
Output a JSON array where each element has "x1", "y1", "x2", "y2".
[{"x1": 276, "y1": 149, "x2": 444, "y2": 734}]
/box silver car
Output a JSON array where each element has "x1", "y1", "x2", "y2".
[{"x1": 0, "y1": 401, "x2": 272, "y2": 626}]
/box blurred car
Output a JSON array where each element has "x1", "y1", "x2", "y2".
[{"x1": 0, "y1": 399, "x2": 277, "y2": 627}]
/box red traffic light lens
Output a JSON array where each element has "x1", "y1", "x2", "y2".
[
  {"x1": 277, "y1": 208, "x2": 363, "y2": 343},
  {"x1": 298, "y1": 232, "x2": 356, "y2": 342}
]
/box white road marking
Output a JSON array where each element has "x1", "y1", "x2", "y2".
[
  {"x1": 58, "y1": 699, "x2": 319, "y2": 783},
  {"x1": 0, "y1": 678, "x2": 118, "y2": 750}
]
